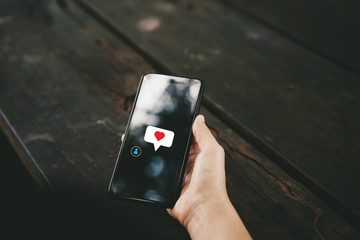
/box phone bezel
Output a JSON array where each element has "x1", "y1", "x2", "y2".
[{"x1": 108, "y1": 72, "x2": 205, "y2": 208}]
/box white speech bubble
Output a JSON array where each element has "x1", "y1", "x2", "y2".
[{"x1": 144, "y1": 126, "x2": 174, "y2": 151}]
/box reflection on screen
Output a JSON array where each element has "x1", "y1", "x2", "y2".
[{"x1": 111, "y1": 74, "x2": 201, "y2": 204}]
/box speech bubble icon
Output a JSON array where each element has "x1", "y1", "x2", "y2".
[{"x1": 144, "y1": 126, "x2": 174, "y2": 151}]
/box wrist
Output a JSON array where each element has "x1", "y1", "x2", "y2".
[
  {"x1": 185, "y1": 196, "x2": 252, "y2": 240},
  {"x1": 185, "y1": 195, "x2": 231, "y2": 235}
]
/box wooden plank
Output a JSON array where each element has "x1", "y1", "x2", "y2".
[
  {"x1": 74, "y1": 0, "x2": 360, "y2": 222},
  {"x1": 0, "y1": 1, "x2": 186, "y2": 239},
  {"x1": 0, "y1": 130, "x2": 38, "y2": 193},
  {"x1": 1, "y1": 0, "x2": 359, "y2": 238},
  {"x1": 220, "y1": 0, "x2": 360, "y2": 75},
  {"x1": 0, "y1": 109, "x2": 52, "y2": 189}
]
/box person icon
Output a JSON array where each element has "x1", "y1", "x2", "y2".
[
  {"x1": 133, "y1": 148, "x2": 138, "y2": 154},
  {"x1": 131, "y1": 146, "x2": 141, "y2": 157}
]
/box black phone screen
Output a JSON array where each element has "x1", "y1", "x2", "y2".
[{"x1": 108, "y1": 73, "x2": 204, "y2": 207}]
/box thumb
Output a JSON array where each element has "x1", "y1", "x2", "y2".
[{"x1": 192, "y1": 115, "x2": 219, "y2": 150}]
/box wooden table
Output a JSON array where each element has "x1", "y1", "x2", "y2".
[{"x1": 1, "y1": 0, "x2": 359, "y2": 238}]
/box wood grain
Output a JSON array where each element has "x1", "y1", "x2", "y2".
[
  {"x1": 0, "y1": 0, "x2": 359, "y2": 238},
  {"x1": 219, "y1": 0, "x2": 360, "y2": 75},
  {"x1": 74, "y1": 0, "x2": 360, "y2": 222}
]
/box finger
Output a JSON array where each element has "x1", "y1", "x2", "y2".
[
  {"x1": 121, "y1": 134, "x2": 124, "y2": 142},
  {"x1": 192, "y1": 115, "x2": 219, "y2": 150}
]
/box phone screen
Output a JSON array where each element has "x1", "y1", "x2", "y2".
[{"x1": 108, "y1": 73, "x2": 204, "y2": 207}]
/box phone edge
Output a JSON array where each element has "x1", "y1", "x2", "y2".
[{"x1": 107, "y1": 73, "x2": 205, "y2": 209}]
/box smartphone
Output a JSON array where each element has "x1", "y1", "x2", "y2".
[{"x1": 108, "y1": 73, "x2": 205, "y2": 207}]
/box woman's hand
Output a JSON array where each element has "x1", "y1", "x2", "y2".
[{"x1": 167, "y1": 115, "x2": 252, "y2": 240}]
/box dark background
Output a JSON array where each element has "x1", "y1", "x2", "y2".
[
  {"x1": 0, "y1": 130, "x2": 140, "y2": 238},
  {"x1": 1, "y1": 0, "x2": 360, "y2": 239}
]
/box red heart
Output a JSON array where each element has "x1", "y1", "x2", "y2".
[{"x1": 154, "y1": 131, "x2": 165, "y2": 141}]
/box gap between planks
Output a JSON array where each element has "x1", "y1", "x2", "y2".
[
  {"x1": 215, "y1": 0, "x2": 360, "y2": 77},
  {"x1": 59, "y1": 0, "x2": 360, "y2": 229}
]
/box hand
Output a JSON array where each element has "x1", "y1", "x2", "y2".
[
  {"x1": 120, "y1": 115, "x2": 251, "y2": 239},
  {"x1": 166, "y1": 114, "x2": 227, "y2": 225},
  {"x1": 167, "y1": 115, "x2": 252, "y2": 240}
]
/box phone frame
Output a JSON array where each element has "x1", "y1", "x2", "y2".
[{"x1": 108, "y1": 72, "x2": 205, "y2": 208}]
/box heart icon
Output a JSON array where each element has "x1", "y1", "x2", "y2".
[{"x1": 154, "y1": 131, "x2": 165, "y2": 141}]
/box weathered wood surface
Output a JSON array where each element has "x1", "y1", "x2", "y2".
[
  {"x1": 73, "y1": 0, "x2": 360, "y2": 223},
  {"x1": 0, "y1": 0, "x2": 359, "y2": 238},
  {"x1": 220, "y1": 0, "x2": 360, "y2": 75},
  {"x1": 0, "y1": 130, "x2": 38, "y2": 194}
]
